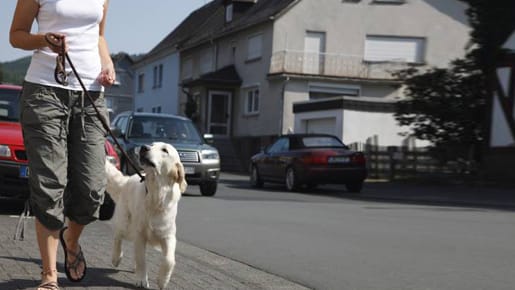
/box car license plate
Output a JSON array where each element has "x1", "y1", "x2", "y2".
[
  {"x1": 328, "y1": 156, "x2": 349, "y2": 163},
  {"x1": 184, "y1": 166, "x2": 195, "y2": 174},
  {"x1": 19, "y1": 165, "x2": 29, "y2": 178}
]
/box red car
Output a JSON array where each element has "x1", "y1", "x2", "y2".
[
  {"x1": 0, "y1": 84, "x2": 120, "y2": 202},
  {"x1": 0, "y1": 84, "x2": 29, "y2": 200}
]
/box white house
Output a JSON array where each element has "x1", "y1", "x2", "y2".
[
  {"x1": 137, "y1": 0, "x2": 471, "y2": 171},
  {"x1": 132, "y1": 43, "x2": 181, "y2": 115}
]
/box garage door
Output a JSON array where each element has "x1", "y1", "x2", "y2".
[{"x1": 305, "y1": 118, "x2": 336, "y2": 135}]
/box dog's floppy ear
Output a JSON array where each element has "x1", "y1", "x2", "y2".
[{"x1": 171, "y1": 162, "x2": 187, "y2": 193}]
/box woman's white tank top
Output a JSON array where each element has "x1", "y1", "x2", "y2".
[{"x1": 25, "y1": 0, "x2": 105, "y2": 91}]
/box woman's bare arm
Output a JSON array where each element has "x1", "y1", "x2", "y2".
[
  {"x1": 9, "y1": 0, "x2": 47, "y2": 51},
  {"x1": 98, "y1": 0, "x2": 115, "y2": 86}
]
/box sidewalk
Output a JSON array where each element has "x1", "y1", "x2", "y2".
[{"x1": 0, "y1": 215, "x2": 310, "y2": 290}]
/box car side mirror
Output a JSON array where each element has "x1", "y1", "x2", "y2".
[
  {"x1": 110, "y1": 127, "x2": 123, "y2": 138},
  {"x1": 203, "y1": 133, "x2": 214, "y2": 144}
]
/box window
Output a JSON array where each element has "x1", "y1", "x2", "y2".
[
  {"x1": 225, "y1": 3, "x2": 233, "y2": 23},
  {"x1": 152, "y1": 64, "x2": 163, "y2": 88},
  {"x1": 200, "y1": 49, "x2": 213, "y2": 74},
  {"x1": 247, "y1": 34, "x2": 263, "y2": 61},
  {"x1": 183, "y1": 58, "x2": 193, "y2": 79},
  {"x1": 231, "y1": 40, "x2": 237, "y2": 61},
  {"x1": 268, "y1": 138, "x2": 289, "y2": 153},
  {"x1": 309, "y1": 82, "x2": 360, "y2": 100},
  {"x1": 137, "y1": 73, "x2": 145, "y2": 93},
  {"x1": 114, "y1": 116, "x2": 129, "y2": 135},
  {"x1": 152, "y1": 106, "x2": 162, "y2": 113},
  {"x1": 244, "y1": 87, "x2": 259, "y2": 114},
  {"x1": 364, "y1": 35, "x2": 425, "y2": 63}
]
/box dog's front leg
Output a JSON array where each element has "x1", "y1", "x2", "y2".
[
  {"x1": 157, "y1": 236, "x2": 177, "y2": 290},
  {"x1": 134, "y1": 236, "x2": 149, "y2": 288},
  {"x1": 112, "y1": 232, "x2": 123, "y2": 267}
]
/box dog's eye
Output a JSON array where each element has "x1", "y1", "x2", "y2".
[{"x1": 161, "y1": 148, "x2": 168, "y2": 154}]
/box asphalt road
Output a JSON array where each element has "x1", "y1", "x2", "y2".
[{"x1": 178, "y1": 173, "x2": 515, "y2": 290}]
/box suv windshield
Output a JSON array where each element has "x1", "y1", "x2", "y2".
[
  {"x1": 0, "y1": 88, "x2": 21, "y2": 122},
  {"x1": 128, "y1": 117, "x2": 203, "y2": 143}
]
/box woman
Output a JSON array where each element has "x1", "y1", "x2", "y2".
[{"x1": 10, "y1": 0, "x2": 115, "y2": 289}]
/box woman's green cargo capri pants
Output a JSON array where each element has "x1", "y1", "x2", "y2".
[{"x1": 20, "y1": 82, "x2": 107, "y2": 231}]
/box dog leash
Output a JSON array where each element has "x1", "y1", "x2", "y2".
[
  {"x1": 14, "y1": 34, "x2": 145, "y2": 241},
  {"x1": 48, "y1": 33, "x2": 145, "y2": 182}
]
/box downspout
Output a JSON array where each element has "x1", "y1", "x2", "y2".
[{"x1": 279, "y1": 76, "x2": 290, "y2": 135}]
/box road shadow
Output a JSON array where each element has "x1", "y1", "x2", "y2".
[
  {"x1": 216, "y1": 174, "x2": 515, "y2": 212},
  {"x1": 0, "y1": 200, "x2": 26, "y2": 215}
]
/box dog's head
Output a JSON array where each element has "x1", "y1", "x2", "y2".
[{"x1": 139, "y1": 142, "x2": 187, "y2": 193}]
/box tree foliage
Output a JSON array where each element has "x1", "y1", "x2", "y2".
[
  {"x1": 394, "y1": 0, "x2": 515, "y2": 163},
  {"x1": 394, "y1": 57, "x2": 487, "y2": 161},
  {"x1": 462, "y1": 0, "x2": 515, "y2": 70}
]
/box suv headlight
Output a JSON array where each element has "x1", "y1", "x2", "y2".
[
  {"x1": 201, "y1": 149, "x2": 219, "y2": 160},
  {"x1": 0, "y1": 145, "x2": 12, "y2": 158}
]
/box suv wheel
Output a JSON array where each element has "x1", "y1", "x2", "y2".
[{"x1": 200, "y1": 181, "x2": 217, "y2": 196}]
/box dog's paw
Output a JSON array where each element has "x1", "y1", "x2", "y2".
[
  {"x1": 135, "y1": 279, "x2": 150, "y2": 289},
  {"x1": 112, "y1": 252, "x2": 123, "y2": 267},
  {"x1": 158, "y1": 278, "x2": 170, "y2": 290}
]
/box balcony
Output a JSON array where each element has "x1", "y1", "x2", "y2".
[{"x1": 269, "y1": 50, "x2": 411, "y2": 80}]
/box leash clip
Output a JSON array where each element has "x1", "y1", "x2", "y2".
[{"x1": 45, "y1": 33, "x2": 69, "y2": 86}]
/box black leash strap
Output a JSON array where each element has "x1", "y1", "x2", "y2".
[
  {"x1": 63, "y1": 53, "x2": 145, "y2": 182},
  {"x1": 46, "y1": 33, "x2": 144, "y2": 182}
]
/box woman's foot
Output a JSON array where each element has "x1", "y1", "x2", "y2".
[
  {"x1": 59, "y1": 227, "x2": 87, "y2": 282},
  {"x1": 38, "y1": 270, "x2": 59, "y2": 289}
]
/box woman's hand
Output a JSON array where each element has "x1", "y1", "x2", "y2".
[
  {"x1": 45, "y1": 32, "x2": 67, "y2": 54},
  {"x1": 99, "y1": 64, "x2": 116, "y2": 87}
]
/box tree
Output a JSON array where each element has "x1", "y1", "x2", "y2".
[
  {"x1": 462, "y1": 0, "x2": 515, "y2": 71},
  {"x1": 394, "y1": 57, "x2": 487, "y2": 164},
  {"x1": 394, "y1": 0, "x2": 515, "y2": 166},
  {"x1": 0, "y1": 63, "x2": 3, "y2": 83}
]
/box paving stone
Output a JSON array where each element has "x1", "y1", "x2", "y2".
[{"x1": 0, "y1": 215, "x2": 311, "y2": 290}]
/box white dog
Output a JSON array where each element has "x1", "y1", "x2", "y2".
[{"x1": 105, "y1": 142, "x2": 187, "y2": 289}]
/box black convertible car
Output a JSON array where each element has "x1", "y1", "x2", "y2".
[{"x1": 249, "y1": 134, "x2": 367, "y2": 193}]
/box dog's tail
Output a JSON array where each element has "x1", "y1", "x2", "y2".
[{"x1": 105, "y1": 161, "x2": 130, "y2": 203}]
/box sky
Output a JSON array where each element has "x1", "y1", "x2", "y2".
[{"x1": 0, "y1": 0, "x2": 209, "y2": 62}]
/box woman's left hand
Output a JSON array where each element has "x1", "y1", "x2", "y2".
[{"x1": 99, "y1": 65, "x2": 116, "y2": 87}]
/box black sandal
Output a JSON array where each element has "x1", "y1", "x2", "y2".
[
  {"x1": 59, "y1": 227, "x2": 87, "y2": 282},
  {"x1": 38, "y1": 269, "x2": 59, "y2": 290},
  {"x1": 37, "y1": 281, "x2": 60, "y2": 290}
]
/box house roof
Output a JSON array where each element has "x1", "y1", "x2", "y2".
[
  {"x1": 182, "y1": 65, "x2": 242, "y2": 87},
  {"x1": 143, "y1": 0, "x2": 297, "y2": 60}
]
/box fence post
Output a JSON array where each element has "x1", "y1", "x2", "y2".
[{"x1": 387, "y1": 146, "x2": 397, "y2": 181}]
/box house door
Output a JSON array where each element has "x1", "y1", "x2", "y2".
[
  {"x1": 304, "y1": 31, "x2": 326, "y2": 74},
  {"x1": 208, "y1": 90, "x2": 232, "y2": 135}
]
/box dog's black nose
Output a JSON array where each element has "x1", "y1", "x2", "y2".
[{"x1": 140, "y1": 145, "x2": 151, "y2": 154}]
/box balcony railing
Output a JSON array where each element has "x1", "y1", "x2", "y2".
[{"x1": 269, "y1": 50, "x2": 411, "y2": 80}]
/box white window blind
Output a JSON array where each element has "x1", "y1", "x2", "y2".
[{"x1": 364, "y1": 36, "x2": 425, "y2": 63}]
